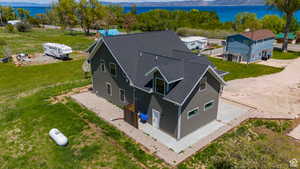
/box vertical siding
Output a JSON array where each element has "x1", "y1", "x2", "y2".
[
  {"x1": 249, "y1": 38, "x2": 274, "y2": 62},
  {"x1": 226, "y1": 35, "x2": 251, "y2": 61},
  {"x1": 135, "y1": 89, "x2": 179, "y2": 138},
  {"x1": 180, "y1": 71, "x2": 220, "y2": 138},
  {"x1": 91, "y1": 44, "x2": 134, "y2": 107}
]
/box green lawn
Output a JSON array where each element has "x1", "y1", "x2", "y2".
[
  {"x1": 178, "y1": 119, "x2": 300, "y2": 169},
  {"x1": 0, "y1": 28, "x2": 94, "y2": 56},
  {"x1": 272, "y1": 50, "x2": 300, "y2": 60},
  {"x1": 209, "y1": 57, "x2": 284, "y2": 81},
  {"x1": 0, "y1": 61, "x2": 86, "y2": 103}
]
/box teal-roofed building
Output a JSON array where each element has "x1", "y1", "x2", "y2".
[
  {"x1": 98, "y1": 29, "x2": 120, "y2": 37},
  {"x1": 276, "y1": 33, "x2": 296, "y2": 44}
]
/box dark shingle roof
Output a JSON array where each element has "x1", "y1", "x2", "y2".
[
  {"x1": 90, "y1": 31, "x2": 225, "y2": 105},
  {"x1": 241, "y1": 29, "x2": 275, "y2": 41}
]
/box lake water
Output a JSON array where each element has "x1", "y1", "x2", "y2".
[{"x1": 19, "y1": 6, "x2": 300, "y2": 22}]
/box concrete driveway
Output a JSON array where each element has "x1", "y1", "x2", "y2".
[{"x1": 223, "y1": 58, "x2": 300, "y2": 116}]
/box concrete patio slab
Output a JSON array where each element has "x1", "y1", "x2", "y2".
[
  {"x1": 71, "y1": 91, "x2": 253, "y2": 165},
  {"x1": 288, "y1": 125, "x2": 300, "y2": 140}
]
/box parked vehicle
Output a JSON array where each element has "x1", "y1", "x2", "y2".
[
  {"x1": 43, "y1": 43, "x2": 72, "y2": 59},
  {"x1": 7, "y1": 20, "x2": 21, "y2": 25}
]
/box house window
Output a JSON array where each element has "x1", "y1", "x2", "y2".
[
  {"x1": 109, "y1": 63, "x2": 117, "y2": 76},
  {"x1": 100, "y1": 60, "x2": 106, "y2": 72},
  {"x1": 106, "y1": 83, "x2": 112, "y2": 96},
  {"x1": 187, "y1": 108, "x2": 199, "y2": 119},
  {"x1": 155, "y1": 78, "x2": 165, "y2": 95},
  {"x1": 199, "y1": 77, "x2": 207, "y2": 91},
  {"x1": 119, "y1": 89, "x2": 125, "y2": 102},
  {"x1": 204, "y1": 100, "x2": 215, "y2": 111}
]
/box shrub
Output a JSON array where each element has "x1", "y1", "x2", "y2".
[
  {"x1": 0, "y1": 38, "x2": 7, "y2": 46},
  {"x1": 5, "y1": 24, "x2": 15, "y2": 33},
  {"x1": 177, "y1": 27, "x2": 236, "y2": 39},
  {"x1": 15, "y1": 22, "x2": 32, "y2": 32},
  {"x1": 28, "y1": 17, "x2": 41, "y2": 27}
]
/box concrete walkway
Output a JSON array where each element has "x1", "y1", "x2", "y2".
[
  {"x1": 223, "y1": 57, "x2": 300, "y2": 117},
  {"x1": 288, "y1": 124, "x2": 300, "y2": 140},
  {"x1": 71, "y1": 92, "x2": 252, "y2": 165}
]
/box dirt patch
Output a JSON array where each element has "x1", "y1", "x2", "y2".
[{"x1": 11, "y1": 50, "x2": 88, "y2": 66}]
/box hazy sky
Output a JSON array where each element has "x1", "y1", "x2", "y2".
[{"x1": 0, "y1": 0, "x2": 215, "y2": 4}]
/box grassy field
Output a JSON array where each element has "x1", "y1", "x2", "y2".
[
  {"x1": 178, "y1": 119, "x2": 300, "y2": 169},
  {"x1": 272, "y1": 50, "x2": 300, "y2": 60},
  {"x1": 0, "y1": 29, "x2": 298, "y2": 169},
  {"x1": 0, "y1": 28, "x2": 94, "y2": 56},
  {"x1": 209, "y1": 57, "x2": 284, "y2": 81}
]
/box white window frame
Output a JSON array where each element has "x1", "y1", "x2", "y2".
[
  {"x1": 106, "y1": 82, "x2": 112, "y2": 96},
  {"x1": 100, "y1": 60, "x2": 106, "y2": 72},
  {"x1": 204, "y1": 100, "x2": 215, "y2": 111},
  {"x1": 154, "y1": 77, "x2": 166, "y2": 95},
  {"x1": 199, "y1": 76, "x2": 207, "y2": 92},
  {"x1": 109, "y1": 63, "x2": 117, "y2": 77},
  {"x1": 187, "y1": 107, "x2": 199, "y2": 119},
  {"x1": 119, "y1": 88, "x2": 125, "y2": 103}
]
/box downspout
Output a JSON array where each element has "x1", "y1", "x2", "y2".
[{"x1": 177, "y1": 105, "x2": 182, "y2": 140}]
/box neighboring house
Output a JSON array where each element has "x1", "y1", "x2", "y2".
[
  {"x1": 224, "y1": 29, "x2": 275, "y2": 63},
  {"x1": 276, "y1": 33, "x2": 296, "y2": 44},
  {"x1": 88, "y1": 31, "x2": 226, "y2": 140},
  {"x1": 180, "y1": 36, "x2": 208, "y2": 50},
  {"x1": 98, "y1": 29, "x2": 121, "y2": 37}
]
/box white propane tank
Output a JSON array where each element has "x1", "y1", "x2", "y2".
[{"x1": 49, "y1": 128, "x2": 68, "y2": 146}]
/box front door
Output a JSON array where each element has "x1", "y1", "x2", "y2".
[{"x1": 152, "y1": 109, "x2": 160, "y2": 129}]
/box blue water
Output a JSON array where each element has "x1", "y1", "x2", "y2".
[{"x1": 19, "y1": 6, "x2": 300, "y2": 22}]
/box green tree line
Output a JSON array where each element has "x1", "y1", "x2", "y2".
[{"x1": 0, "y1": 0, "x2": 299, "y2": 39}]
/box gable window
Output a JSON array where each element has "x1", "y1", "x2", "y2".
[
  {"x1": 109, "y1": 63, "x2": 117, "y2": 76},
  {"x1": 204, "y1": 100, "x2": 215, "y2": 111},
  {"x1": 187, "y1": 108, "x2": 199, "y2": 119},
  {"x1": 199, "y1": 77, "x2": 207, "y2": 91},
  {"x1": 100, "y1": 60, "x2": 106, "y2": 72},
  {"x1": 119, "y1": 89, "x2": 125, "y2": 102},
  {"x1": 106, "y1": 82, "x2": 112, "y2": 96},
  {"x1": 155, "y1": 78, "x2": 165, "y2": 95}
]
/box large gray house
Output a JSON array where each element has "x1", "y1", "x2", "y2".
[{"x1": 88, "y1": 31, "x2": 226, "y2": 140}]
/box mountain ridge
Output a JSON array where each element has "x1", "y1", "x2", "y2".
[{"x1": 0, "y1": 0, "x2": 265, "y2": 7}]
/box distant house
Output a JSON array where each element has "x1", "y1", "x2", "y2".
[
  {"x1": 180, "y1": 36, "x2": 208, "y2": 50},
  {"x1": 98, "y1": 29, "x2": 120, "y2": 37},
  {"x1": 276, "y1": 33, "x2": 296, "y2": 44},
  {"x1": 88, "y1": 31, "x2": 226, "y2": 140},
  {"x1": 224, "y1": 29, "x2": 275, "y2": 63}
]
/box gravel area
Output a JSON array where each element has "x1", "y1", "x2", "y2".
[{"x1": 223, "y1": 58, "x2": 300, "y2": 116}]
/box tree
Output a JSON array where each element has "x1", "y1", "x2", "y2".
[
  {"x1": 0, "y1": 6, "x2": 16, "y2": 24},
  {"x1": 54, "y1": 0, "x2": 78, "y2": 33},
  {"x1": 266, "y1": 0, "x2": 300, "y2": 52},
  {"x1": 122, "y1": 13, "x2": 137, "y2": 32},
  {"x1": 234, "y1": 12, "x2": 262, "y2": 32},
  {"x1": 262, "y1": 15, "x2": 285, "y2": 34},
  {"x1": 130, "y1": 4, "x2": 137, "y2": 15},
  {"x1": 17, "y1": 8, "x2": 30, "y2": 21},
  {"x1": 77, "y1": 0, "x2": 105, "y2": 35}
]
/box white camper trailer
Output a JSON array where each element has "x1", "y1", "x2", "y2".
[
  {"x1": 43, "y1": 43, "x2": 72, "y2": 59},
  {"x1": 180, "y1": 36, "x2": 208, "y2": 50},
  {"x1": 7, "y1": 20, "x2": 21, "y2": 25}
]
